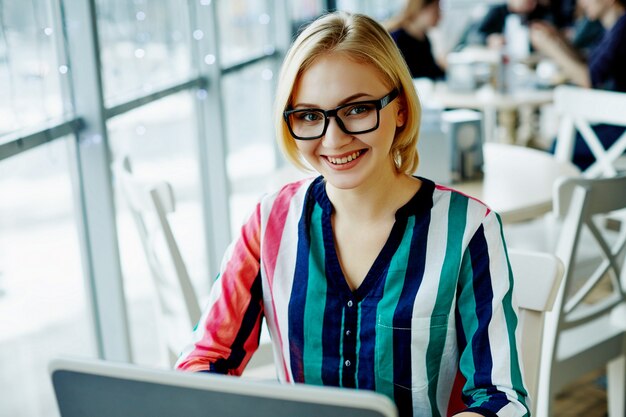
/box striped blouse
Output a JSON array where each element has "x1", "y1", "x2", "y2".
[{"x1": 176, "y1": 176, "x2": 530, "y2": 417}]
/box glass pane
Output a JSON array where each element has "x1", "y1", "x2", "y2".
[
  {"x1": 337, "y1": 0, "x2": 403, "y2": 20},
  {"x1": 0, "y1": 138, "x2": 95, "y2": 417},
  {"x1": 107, "y1": 92, "x2": 209, "y2": 367},
  {"x1": 222, "y1": 62, "x2": 279, "y2": 236},
  {"x1": 290, "y1": 0, "x2": 325, "y2": 35},
  {"x1": 217, "y1": 0, "x2": 273, "y2": 67},
  {"x1": 0, "y1": 0, "x2": 69, "y2": 136},
  {"x1": 95, "y1": 0, "x2": 193, "y2": 104}
]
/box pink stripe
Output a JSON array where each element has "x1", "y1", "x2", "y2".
[
  {"x1": 435, "y1": 183, "x2": 491, "y2": 212},
  {"x1": 262, "y1": 179, "x2": 308, "y2": 382},
  {"x1": 177, "y1": 207, "x2": 263, "y2": 373}
]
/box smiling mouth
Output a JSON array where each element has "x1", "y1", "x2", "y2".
[{"x1": 326, "y1": 150, "x2": 366, "y2": 165}]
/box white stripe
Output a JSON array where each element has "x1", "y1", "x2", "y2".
[
  {"x1": 260, "y1": 179, "x2": 312, "y2": 382},
  {"x1": 410, "y1": 188, "x2": 451, "y2": 416},
  {"x1": 495, "y1": 399, "x2": 528, "y2": 417},
  {"x1": 483, "y1": 212, "x2": 516, "y2": 396}
]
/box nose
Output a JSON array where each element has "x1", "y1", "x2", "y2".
[{"x1": 321, "y1": 116, "x2": 351, "y2": 147}]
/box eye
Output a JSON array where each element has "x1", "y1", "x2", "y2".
[
  {"x1": 344, "y1": 103, "x2": 376, "y2": 117},
  {"x1": 296, "y1": 111, "x2": 324, "y2": 122}
]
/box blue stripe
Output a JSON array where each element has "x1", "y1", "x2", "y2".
[
  {"x1": 212, "y1": 273, "x2": 263, "y2": 373},
  {"x1": 287, "y1": 196, "x2": 314, "y2": 382},
  {"x1": 357, "y1": 296, "x2": 379, "y2": 390},
  {"x1": 392, "y1": 215, "x2": 427, "y2": 417},
  {"x1": 468, "y1": 224, "x2": 494, "y2": 387},
  {"x1": 321, "y1": 206, "x2": 342, "y2": 386}
]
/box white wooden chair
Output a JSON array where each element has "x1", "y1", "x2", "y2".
[
  {"x1": 536, "y1": 174, "x2": 626, "y2": 417},
  {"x1": 114, "y1": 156, "x2": 274, "y2": 376},
  {"x1": 509, "y1": 249, "x2": 564, "y2": 416},
  {"x1": 114, "y1": 156, "x2": 203, "y2": 366},
  {"x1": 554, "y1": 85, "x2": 626, "y2": 178}
]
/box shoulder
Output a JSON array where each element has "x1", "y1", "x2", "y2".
[
  {"x1": 431, "y1": 182, "x2": 494, "y2": 223},
  {"x1": 258, "y1": 176, "x2": 317, "y2": 218},
  {"x1": 390, "y1": 28, "x2": 410, "y2": 44}
]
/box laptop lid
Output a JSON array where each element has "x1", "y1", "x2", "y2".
[{"x1": 49, "y1": 357, "x2": 398, "y2": 417}]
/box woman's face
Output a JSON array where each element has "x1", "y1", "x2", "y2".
[
  {"x1": 417, "y1": 1, "x2": 442, "y2": 29},
  {"x1": 406, "y1": 0, "x2": 441, "y2": 32},
  {"x1": 508, "y1": 0, "x2": 537, "y2": 14},
  {"x1": 289, "y1": 53, "x2": 405, "y2": 191},
  {"x1": 579, "y1": 0, "x2": 614, "y2": 21}
]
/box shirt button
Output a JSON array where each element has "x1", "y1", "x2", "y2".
[
  {"x1": 344, "y1": 360, "x2": 351, "y2": 367},
  {"x1": 345, "y1": 330, "x2": 351, "y2": 336},
  {"x1": 347, "y1": 300, "x2": 353, "y2": 307}
]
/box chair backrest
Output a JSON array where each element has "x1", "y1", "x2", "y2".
[
  {"x1": 536, "y1": 174, "x2": 626, "y2": 416},
  {"x1": 553, "y1": 85, "x2": 626, "y2": 178},
  {"x1": 114, "y1": 156, "x2": 202, "y2": 366},
  {"x1": 509, "y1": 248, "x2": 564, "y2": 415}
]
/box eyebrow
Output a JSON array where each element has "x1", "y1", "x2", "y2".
[{"x1": 292, "y1": 92, "x2": 374, "y2": 109}]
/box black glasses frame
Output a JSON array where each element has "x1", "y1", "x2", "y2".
[{"x1": 283, "y1": 88, "x2": 400, "y2": 140}]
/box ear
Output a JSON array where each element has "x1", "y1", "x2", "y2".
[{"x1": 395, "y1": 97, "x2": 407, "y2": 128}]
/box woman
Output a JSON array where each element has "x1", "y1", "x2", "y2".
[
  {"x1": 176, "y1": 12, "x2": 529, "y2": 417},
  {"x1": 476, "y1": 0, "x2": 553, "y2": 49},
  {"x1": 385, "y1": 0, "x2": 446, "y2": 79},
  {"x1": 530, "y1": 0, "x2": 626, "y2": 169}
]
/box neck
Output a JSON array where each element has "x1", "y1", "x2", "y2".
[
  {"x1": 403, "y1": 21, "x2": 427, "y2": 40},
  {"x1": 601, "y1": 4, "x2": 625, "y2": 29},
  {"x1": 325, "y1": 164, "x2": 418, "y2": 222}
]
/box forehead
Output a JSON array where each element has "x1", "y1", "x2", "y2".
[{"x1": 292, "y1": 52, "x2": 390, "y2": 106}]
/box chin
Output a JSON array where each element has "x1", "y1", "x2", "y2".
[{"x1": 321, "y1": 171, "x2": 368, "y2": 190}]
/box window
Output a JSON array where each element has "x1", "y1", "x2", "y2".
[{"x1": 0, "y1": 139, "x2": 95, "y2": 417}]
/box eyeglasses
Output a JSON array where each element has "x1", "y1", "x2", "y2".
[{"x1": 283, "y1": 88, "x2": 399, "y2": 140}]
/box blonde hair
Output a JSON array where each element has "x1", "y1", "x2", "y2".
[{"x1": 274, "y1": 12, "x2": 421, "y2": 175}]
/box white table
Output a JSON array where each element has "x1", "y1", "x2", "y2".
[
  {"x1": 415, "y1": 81, "x2": 554, "y2": 144},
  {"x1": 455, "y1": 143, "x2": 580, "y2": 223}
]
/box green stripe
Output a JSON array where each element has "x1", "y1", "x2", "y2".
[
  {"x1": 303, "y1": 204, "x2": 327, "y2": 385},
  {"x1": 355, "y1": 303, "x2": 361, "y2": 389},
  {"x1": 497, "y1": 213, "x2": 529, "y2": 414},
  {"x1": 374, "y1": 216, "x2": 416, "y2": 399},
  {"x1": 457, "y1": 252, "x2": 478, "y2": 389},
  {"x1": 426, "y1": 193, "x2": 468, "y2": 417},
  {"x1": 339, "y1": 308, "x2": 345, "y2": 386}
]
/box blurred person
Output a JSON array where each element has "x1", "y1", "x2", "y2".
[
  {"x1": 548, "y1": 0, "x2": 605, "y2": 52},
  {"x1": 385, "y1": 0, "x2": 446, "y2": 79},
  {"x1": 465, "y1": 0, "x2": 555, "y2": 49},
  {"x1": 176, "y1": 11, "x2": 529, "y2": 417},
  {"x1": 530, "y1": 0, "x2": 626, "y2": 169}
]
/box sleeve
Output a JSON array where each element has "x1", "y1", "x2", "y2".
[
  {"x1": 454, "y1": 211, "x2": 530, "y2": 417},
  {"x1": 477, "y1": 6, "x2": 508, "y2": 38},
  {"x1": 589, "y1": 22, "x2": 626, "y2": 89},
  {"x1": 175, "y1": 203, "x2": 264, "y2": 375}
]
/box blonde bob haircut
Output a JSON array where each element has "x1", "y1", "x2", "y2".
[{"x1": 274, "y1": 11, "x2": 421, "y2": 175}]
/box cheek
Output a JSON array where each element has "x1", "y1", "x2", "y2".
[{"x1": 295, "y1": 140, "x2": 318, "y2": 158}]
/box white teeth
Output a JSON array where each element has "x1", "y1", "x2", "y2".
[{"x1": 328, "y1": 151, "x2": 361, "y2": 165}]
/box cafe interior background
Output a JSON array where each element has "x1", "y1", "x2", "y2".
[{"x1": 0, "y1": 0, "x2": 621, "y2": 416}]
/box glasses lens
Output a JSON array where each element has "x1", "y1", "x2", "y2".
[
  {"x1": 287, "y1": 110, "x2": 326, "y2": 139},
  {"x1": 337, "y1": 102, "x2": 378, "y2": 133}
]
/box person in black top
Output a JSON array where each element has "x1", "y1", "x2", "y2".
[
  {"x1": 530, "y1": 0, "x2": 626, "y2": 169},
  {"x1": 474, "y1": 0, "x2": 554, "y2": 49},
  {"x1": 385, "y1": 0, "x2": 446, "y2": 80}
]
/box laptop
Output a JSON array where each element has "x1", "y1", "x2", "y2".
[{"x1": 50, "y1": 357, "x2": 398, "y2": 417}]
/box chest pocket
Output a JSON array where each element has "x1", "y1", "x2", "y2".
[{"x1": 375, "y1": 315, "x2": 456, "y2": 392}]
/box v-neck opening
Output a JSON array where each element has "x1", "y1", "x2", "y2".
[{"x1": 309, "y1": 176, "x2": 434, "y2": 301}]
